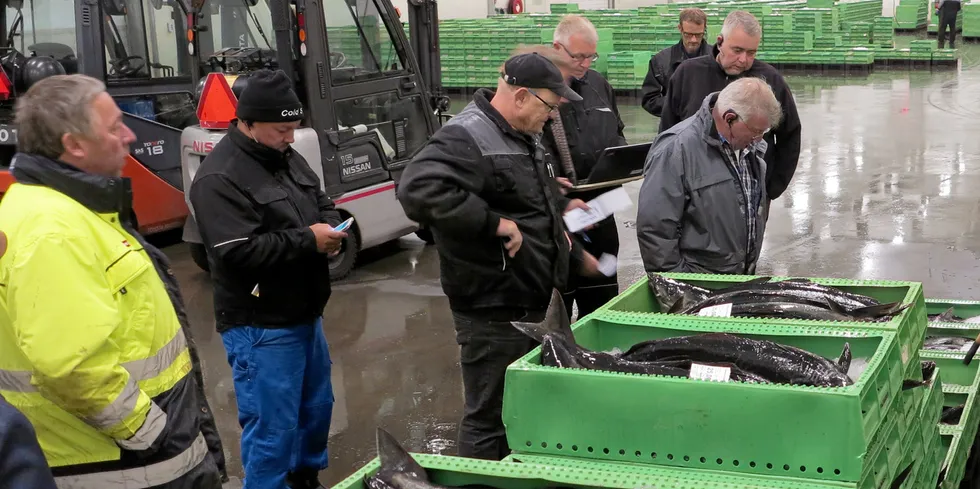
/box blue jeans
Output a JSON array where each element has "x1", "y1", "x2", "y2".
[{"x1": 221, "y1": 320, "x2": 333, "y2": 489}]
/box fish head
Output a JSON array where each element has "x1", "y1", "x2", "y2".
[
  {"x1": 375, "y1": 428, "x2": 429, "y2": 485},
  {"x1": 511, "y1": 288, "x2": 572, "y2": 342},
  {"x1": 646, "y1": 273, "x2": 710, "y2": 312}
]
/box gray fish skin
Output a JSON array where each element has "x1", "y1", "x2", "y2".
[
  {"x1": 924, "y1": 336, "x2": 974, "y2": 352},
  {"x1": 647, "y1": 273, "x2": 712, "y2": 312},
  {"x1": 929, "y1": 307, "x2": 965, "y2": 323},
  {"x1": 365, "y1": 428, "x2": 441, "y2": 489},
  {"x1": 621, "y1": 333, "x2": 854, "y2": 388}
]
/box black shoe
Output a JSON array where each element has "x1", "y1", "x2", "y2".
[{"x1": 286, "y1": 468, "x2": 325, "y2": 489}]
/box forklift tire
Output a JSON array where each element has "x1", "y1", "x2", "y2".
[
  {"x1": 190, "y1": 243, "x2": 211, "y2": 272},
  {"x1": 415, "y1": 226, "x2": 436, "y2": 245},
  {"x1": 329, "y1": 227, "x2": 359, "y2": 281}
]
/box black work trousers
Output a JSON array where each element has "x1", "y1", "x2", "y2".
[
  {"x1": 562, "y1": 215, "x2": 620, "y2": 321},
  {"x1": 452, "y1": 308, "x2": 544, "y2": 460},
  {"x1": 939, "y1": 3, "x2": 961, "y2": 49}
]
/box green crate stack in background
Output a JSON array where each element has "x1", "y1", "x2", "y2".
[
  {"x1": 909, "y1": 38, "x2": 937, "y2": 59},
  {"x1": 549, "y1": 3, "x2": 579, "y2": 14},
  {"x1": 873, "y1": 16, "x2": 896, "y2": 47},
  {"x1": 605, "y1": 51, "x2": 652, "y2": 90},
  {"x1": 895, "y1": 0, "x2": 930, "y2": 29},
  {"x1": 964, "y1": 2, "x2": 980, "y2": 37}
]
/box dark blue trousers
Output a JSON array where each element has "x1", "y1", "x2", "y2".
[{"x1": 221, "y1": 319, "x2": 333, "y2": 489}]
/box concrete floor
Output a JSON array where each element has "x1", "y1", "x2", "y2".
[{"x1": 159, "y1": 34, "x2": 980, "y2": 486}]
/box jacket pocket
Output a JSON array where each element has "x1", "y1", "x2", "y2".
[
  {"x1": 689, "y1": 170, "x2": 734, "y2": 192},
  {"x1": 491, "y1": 161, "x2": 517, "y2": 192},
  {"x1": 249, "y1": 186, "x2": 289, "y2": 205},
  {"x1": 106, "y1": 249, "x2": 151, "y2": 295}
]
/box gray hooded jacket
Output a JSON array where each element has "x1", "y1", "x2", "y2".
[{"x1": 636, "y1": 92, "x2": 769, "y2": 275}]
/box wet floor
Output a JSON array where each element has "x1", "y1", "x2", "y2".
[{"x1": 159, "y1": 33, "x2": 980, "y2": 486}]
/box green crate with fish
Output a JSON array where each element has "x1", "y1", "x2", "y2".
[
  {"x1": 501, "y1": 292, "x2": 912, "y2": 484},
  {"x1": 597, "y1": 273, "x2": 927, "y2": 370},
  {"x1": 332, "y1": 428, "x2": 859, "y2": 489}
]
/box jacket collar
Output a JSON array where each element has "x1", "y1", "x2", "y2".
[
  {"x1": 10, "y1": 152, "x2": 132, "y2": 217},
  {"x1": 227, "y1": 120, "x2": 294, "y2": 171},
  {"x1": 474, "y1": 88, "x2": 536, "y2": 145},
  {"x1": 672, "y1": 40, "x2": 712, "y2": 65}
]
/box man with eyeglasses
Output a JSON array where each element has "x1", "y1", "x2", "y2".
[
  {"x1": 641, "y1": 8, "x2": 713, "y2": 118},
  {"x1": 397, "y1": 52, "x2": 602, "y2": 461},
  {"x1": 658, "y1": 10, "x2": 802, "y2": 203},
  {"x1": 636, "y1": 77, "x2": 782, "y2": 275},
  {"x1": 546, "y1": 14, "x2": 628, "y2": 321}
]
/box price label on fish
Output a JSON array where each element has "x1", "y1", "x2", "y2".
[
  {"x1": 689, "y1": 363, "x2": 732, "y2": 382},
  {"x1": 697, "y1": 303, "x2": 733, "y2": 317}
]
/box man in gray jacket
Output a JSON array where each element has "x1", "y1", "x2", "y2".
[{"x1": 636, "y1": 77, "x2": 782, "y2": 275}]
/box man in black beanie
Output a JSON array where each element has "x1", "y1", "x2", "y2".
[{"x1": 190, "y1": 68, "x2": 346, "y2": 489}]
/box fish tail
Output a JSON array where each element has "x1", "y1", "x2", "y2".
[
  {"x1": 837, "y1": 343, "x2": 852, "y2": 374},
  {"x1": 937, "y1": 307, "x2": 958, "y2": 322},
  {"x1": 888, "y1": 462, "x2": 913, "y2": 489},
  {"x1": 511, "y1": 288, "x2": 572, "y2": 342},
  {"x1": 848, "y1": 301, "x2": 911, "y2": 318}
]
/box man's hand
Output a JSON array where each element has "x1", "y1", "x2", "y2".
[
  {"x1": 579, "y1": 251, "x2": 603, "y2": 277},
  {"x1": 496, "y1": 218, "x2": 523, "y2": 258},
  {"x1": 556, "y1": 177, "x2": 573, "y2": 195},
  {"x1": 310, "y1": 223, "x2": 346, "y2": 255},
  {"x1": 564, "y1": 198, "x2": 589, "y2": 214}
]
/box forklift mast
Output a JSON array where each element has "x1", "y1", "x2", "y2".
[{"x1": 407, "y1": 0, "x2": 448, "y2": 117}]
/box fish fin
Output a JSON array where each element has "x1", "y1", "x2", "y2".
[
  {"x1": 511, "y1": 289, "x2": 572, "y2": 342},
  {"x1": 848, "y1": 301, "x2": 911, "y2": 318},
  {"x1": 902, "y1": 379, "x2": 928, "y2": 390},
  {"x1": 741, "y1": 276, "x2": 773, "y2": 285},
  {"x1": 825, "y1": 298, "x2": 848, "y2": 316},
  {"x1": 376, "y1": 428, "x2": 428, "y2": 481},
  {"x1": 837, "y1": 343, "x2": 852, "y2": 374},
  {"x1": 938, "y1": 307, "x2": 958, "y2": 322},
  {"x1": 888, "y1": 462, "x2": 914, "y2": 489},
  {"x1": 780, "y1": 278, "x2": 813, "y2": 283},
  {"x1": 666, "y1": 292, "x2": 691, "y2": 314}
]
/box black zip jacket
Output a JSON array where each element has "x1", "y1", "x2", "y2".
[
  {"x1": 397, "y1": 89, "x2": 573, "y2": 313},
  {"x1": 640, "y1": 40, "x2": 712, "y2": 117},
  {"x1": 657, "y1": 45, "x2": 802, "y2": 200},
  {"x1": 11, "y1": 154, "x2": 221, "y2": 488},
  {"x1": 189, "y1": 123, "x2": 342, "y2": 331}
]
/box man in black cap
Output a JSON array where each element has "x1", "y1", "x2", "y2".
[
  {"x1": 398, "y1": 52, "x2": 602, "y2": 461},
  {"x1": 190, "y1": 69, "x2": 345, "y2": 489}
]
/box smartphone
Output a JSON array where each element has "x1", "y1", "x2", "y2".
[{"x1": 333, "y1": 217, "x2": 354, "y2": 232}]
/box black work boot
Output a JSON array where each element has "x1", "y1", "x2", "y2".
[{"x1": 286, "y1": 468, "x2": 325, "y2": 489}]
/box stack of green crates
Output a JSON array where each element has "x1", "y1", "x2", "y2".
[
  {"x1": 605, "y1": 51, "x2": 651, "y2": 90},
  {"x1": 873, "y1": 16, "x2": 896, "y2": 47},
  {"x1": 837, "y1": 0, "x2": 884, "y2": 24},
  {"x1": 964, "y1": 2, "x2": 980, "y2": 37},
  {"x1": 910, "y1": 38, "x2": 937, "y2": 60},
  {"x1": 920, "y1": 299, "x2": 980, "y2": 487},
  {"x1": 549, "y1": 3, "x2": 579, "y2": 14},
  {"x1": 491, "y1": 273, "x2": 955, "y2": 488},
  {"x1": 895, "y1": 0, "x2": 930, "y2": 29}
]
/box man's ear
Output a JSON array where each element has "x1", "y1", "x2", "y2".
[
  {"x1": 60, "y1": 132, "x2": 86, "y2": 160},
  {"x1": 514, "y1": 88, "x2": 529, "y2": 109}
]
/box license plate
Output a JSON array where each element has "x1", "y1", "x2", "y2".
[{"x1": 0, "y1": 124, "x2": 17, "y2": 145}]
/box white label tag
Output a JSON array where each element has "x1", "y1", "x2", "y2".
[
  {"x1": 690, "y1": 363, "x2": 732, "y2": 382},
  {"x1": 901, "y1": 344, "x2": 910, "y2": 364},
  {"x1": 698, "y1": 303, "x2": 733, "y2": 317},
  {"x1": 597, "y1": 253, "x2": 618, "y2": 277}
]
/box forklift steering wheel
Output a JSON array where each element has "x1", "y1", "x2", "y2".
[
  {"x1": 330, "y1": 52, "x2": 347, "y2": 69},
  {"x1": 109, "y1": 55, "x2": 146, "y2": 77}
]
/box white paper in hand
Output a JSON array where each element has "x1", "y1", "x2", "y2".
[
  {"x1": 563, "y1": 187, "x2": 632, "y2": 233},
  {"x1": 689, "y1": 363, "x2": 732, "y2": 382},
  {"x1": 597, "y1": 253, "x2": 617, "y2": 277}
]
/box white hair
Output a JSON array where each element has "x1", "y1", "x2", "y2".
[
  {"x1": 15, "y1": 74, "x2": 106, "y2": 159},
  {"x1": 720, "y1": 10, "x2": 762, "y2": 39},
  {"x1": 554, "y1": 14, "x2": 598, "y2": 45},
  {"x1": 716, "y1": 77, "x2": 783, "y2": 129}
]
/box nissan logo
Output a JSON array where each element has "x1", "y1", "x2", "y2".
[{"x1": 282, "y1": 108, "x2": 304, "y2": 117}]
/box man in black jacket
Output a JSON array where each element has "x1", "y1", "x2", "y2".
[
  {"x1": 190, "y1": 69, "x2": 345, "y2": 489},
  {"x1": 398, "y1": 53, "x2": 600, "y2": 461},
  {"x1": 640, "y1": 8, "x2": 713, "y2": 118},
  {"x1": 546, "y1": 14, "x2": 627, "y2": 319},
  {"x1": 658, "y1": 10, "x2": 802, "y2": 201}
]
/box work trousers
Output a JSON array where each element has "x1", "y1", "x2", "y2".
[
  {"x1": 939, "y1": 2, "x2": 961, "y2": 48},
  {"x1": 452, "y1": 309, "x2": 544, "y2": 461},
  {"x1": 221, "y1": 319, "x2": 334, "y2": 489},
  {"x1": 562, "y1": 215, "x2": 620, "y2": 321}
]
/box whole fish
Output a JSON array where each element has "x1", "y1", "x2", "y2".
[
  {"x1": 923, "y1": 336, "x2": 974, "y2": 352},
  {"x1": 620, "y1": 333, "x2": 854, "y2": 387},
  {"x1": 512, "y1": 289, "x2": 843, "y2": 387},
  {"x1": 929, "y1": 307, "x2": 965, "y2": 323}
]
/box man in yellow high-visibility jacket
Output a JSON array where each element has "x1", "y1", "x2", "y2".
[{"x1": 0, "y1": 74, "x2": 224, "y2": 488}]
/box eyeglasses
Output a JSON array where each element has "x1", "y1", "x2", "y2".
[
  {"x1": 526, "y1": 88, "x2": 559, "y2": 112},
  {"x1": 557, "y1": 43, "x2": 599, "y2": 63}
]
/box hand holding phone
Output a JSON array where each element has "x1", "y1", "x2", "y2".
[{"x1": 333, "y1": 217, "x2": 355, "y2": 232}]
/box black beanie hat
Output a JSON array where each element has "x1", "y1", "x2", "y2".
[{"x1": 235, "y1": 69, "x2": 305, "y2": 123}]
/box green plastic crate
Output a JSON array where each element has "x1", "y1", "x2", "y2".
[
  {"x1": 600, "y1": 273, "x2": 926, "y2": 370},
  {"x1": 503, "y1": 315, "x2": 906, "y2": 483},
  {"x1": 938, "y1": 428, "x2": 969, "y2": 488}
]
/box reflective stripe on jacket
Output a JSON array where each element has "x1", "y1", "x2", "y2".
[{"x1": 0, "y1": 153, "x2": 211, "y2": 488}]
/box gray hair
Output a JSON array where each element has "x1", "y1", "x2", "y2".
[
  {"x1": 554, "y1": 14, "x2": 598, "y2": 45},
  {"x1": 720, "y1": 10, "x2": 762, "y2": 39},
  {"x1": 716, "y1": 77, "x2": 783, "y2": 129},
  {"x1": 14, "y1": 74, "x2": 107, "y2": 159}
]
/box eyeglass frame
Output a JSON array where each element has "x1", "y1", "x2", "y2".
[{"x1": 556, "y1": 42, "x2": 599, "y2": 63}]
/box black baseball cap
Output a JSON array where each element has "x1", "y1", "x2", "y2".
[{"x1": 500, "y1": 53, "x2": 583, "y2": 102}]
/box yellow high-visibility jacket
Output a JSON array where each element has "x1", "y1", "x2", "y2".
[{"x1": 0, "y1": 154, "x2": 210, "y2": 488}]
